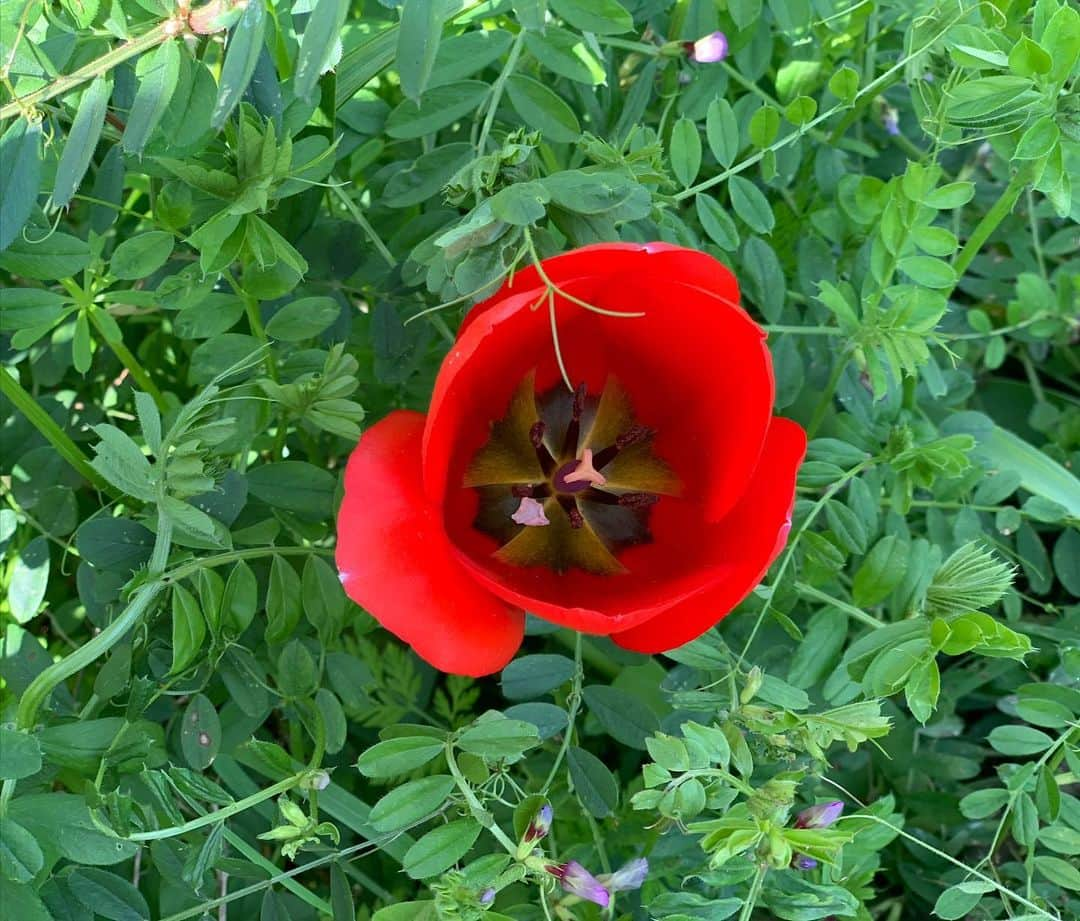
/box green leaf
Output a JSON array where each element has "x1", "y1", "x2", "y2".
[
  {"x1": 181, "y1": 693, "x2": 221, "y2": 770},
  {"x1": 987, "y1": 725, "x2": 1054, "y2": 756},
  {"x1": 506, "y1": 75, "x2": 581, "y2": 143},
  {"x1": 357, "y1": 737, "x2": 446, "y2": 778},
  {"x1": 385, "y1": 81, "x2": 489, "y2": 139},
  {"x1": 397, "y1": 0, "x2": 443, "y2": 102},
  {"x1": 749, "y1": 106, "x2": 780, "y2": 147},
  {"x1": 566, "y1": 746, "x2": 619, "y2": 817},
  {"x1": 898, "y1": 255, "x2": 957, "y2": 288},
  {"x1": 9, "y1": 537, "x2": 49, "y2": 624},
  {"x1": 670, "y1": 117, "x2": 702, "y2": 187},
  {"x1": 0, "y1": 817, "x2": 44, "y2": 883},
  {"x1": 0, "y1": 232, "x2": 90, "y2": 279},
  {"x1": 265, "y1": 297, "x2": 342, "y2": 341},
  {"x1": 582, "y1": 685, "x2": 659, "y2": 749},
  {"x1": 853, "y1": 536, "x2": 909, "y2": 606},
  {"x1": 53, "y1": 76, "x2": 110, "y2": 209},
  {"x1": 110, "y1": 231, "x2": 174, "y2": 280},
  {"x1": 933, "y1": 881, "x2": 993, "y2": 919},
  {"x1": 7, "y1": 793, "x2": 137, "y2": 865},
  {"x1": 90, "y1": 424, "x2": 157, "y2": 501},
  {"x1": 295, "y1": 0, "x2": 350, "y2": 102},
  {"x1": 212, "y1": 0, "x2": 266, "y2": 129},
  {"x1": 170, "y1": 584, "x2": 206, "y2": 674},
  {"x1": 123, "y1": 40, "x2": 181, "y2": 155},
  {"x1": 828, "y1": 67, "x2": 859, "y2": 104},
  {"x1": 500, "y1": 654, "x2": 576, "y2": 700},
  {"x1": 1014, "y1": 115, "x2": 1060, "y2": 160},
  {"x1": 403, "y1": 820, "x2": 482, "y2": 879},
  {"x1": 247, "y1": 461, "x2": 337, "y2": 518},
  {"x1": 277, "y1": 640, "x2": 318, "y2": 698},
  {"x1": 728, "y1": 175, "x2": 775, "y2": 234},
  {"x1": 266, "y1": 555, "x2": 303, "y2": 644},
  {"x1": 0, "y1": 119, "x2": 41, "y2": 252},
  {"x1": 369, "y1": 775, "x2": 455, "y2": 832},
  {"x1": 706, "y1": 98, "x2": 739, "y2": 167},
  {"x1": 981, "y1": 426, "x2": 1080, "y2": 520},
  {"x1": 548, "y1": 0, "x2": 634, "y2": 34},
  {"x1": 524, "y1": 27, "x2": 606, "y2": 85},
  {"x1": 695, "y1": 194, "x2": 740, "y2": 250},
  {"x1": 68, "y1": 867, "x2": 150, "y2": 920},
  {"x1": 1034, "y1": 855, "x2": 1080, "y2": 891},
  {"x1": 0, "y1": 728, "x2": 42, "y2": 780},
  {"x1": 457, "y1": 714, "x2": 540, "y2": 759},
  {"x1": 303, "y1": 555, "x2": 346, "y2": 639},
  {"x1": 740, "y1": 237, "x2": 784, "y2": 321}
]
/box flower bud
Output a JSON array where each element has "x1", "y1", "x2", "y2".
[
  {"x1": 793, "y1": 854, "x2": 818, "y2": 870},
  {"x1": 794, "y1": 800, "x2": 844, "y2": 829},
  {"x1": 516, "y1": 803, "x2": 553, "y2": 859},
  {"x1": 685, "y1": 31, "x2": 729, "y2": 64},
  {"x1": 479, "y1": 888, "x2": 496, "y2": 905},
  {"x1": 548, "y1": 861, "x2": 610, "y2": 907}
]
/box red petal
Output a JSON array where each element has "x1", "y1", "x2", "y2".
[
  {"x1": 336, "y1": 412, "x2": 525, "y2": 676},
  {"x1": 609, "y1": 417, "x2": 807, "y2": 654},
  {"x1": 457, "y1": 242, "x2": 736, "y2": 342}
]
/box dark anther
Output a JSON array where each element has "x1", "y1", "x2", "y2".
[
  {"x1": 559, "y1": 496, "x2": 585, "y2": 529},
  {"x1": 562, "y1": 382, "x2": 588, "y2": 457},
  {"x1": 512, "y1": 483, "x2": 550, "y2": 499},
  {"x1": 616, "y1": 425, "x2": 654, "y2": 450},
  {"x1": 593, "y1": 425, "x2": 654, "y2": 471},
  {"x1": 530, "y1": 421, "x2": 556, "y2": 475},
  {"x1": 618, "y1": 492, "x2": 660, "y2": 509}
]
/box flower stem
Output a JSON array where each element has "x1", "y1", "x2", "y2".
[
  {"x1": 129, "y1": 773, "x2": 305, "y2": 842},
  {"x1": 738, "y1": 865, "x2": 767, "y2": 921},
  {"x1": 806, "y1": 353, "x2": 849, "y2": 438},
  {"x1": 542, "y1": 632, "x2": 583, "y2": 794},
  {"x1": 476, "y1": 28, "x2": 526, "y2": 156},
  {"x1": 331, "y1": 185, "x2": 395, "y2": 268},
  {"x1": 0, "y1": 367, "x2": 119, "y2": 499},
  {"x1": 0, "y1": 23, "x2": 172, "y2": 121},
  {"x1": 952, "y1": 170, "x2": 1028, "y2": 278},
  {"x1": 86, "y1": 308, "x2": 168, "y2": 411},
  {"x1": 445, "y1": 743, "x2": 517, "y2": 854},
  {"x1": 794, "y1": 582, "x2": 883, "y2": 630}
]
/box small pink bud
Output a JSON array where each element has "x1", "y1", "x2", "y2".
[
  {"x1": 687, "y1": 32, "x2": 729, "y2": 64},
  {"x1": 524, "y1": 803, "x2": 553, "y2": 843}
]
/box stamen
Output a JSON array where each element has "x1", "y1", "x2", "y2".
[
  {"x1": 530, "y1": 421, "x2": 556, "y2": 475},
  {"x1": 593, "y1": 425, "x2": 655, "y2": 470},
  {"x1": 562, "y1": 381, "x2": 588, "y2": 456},
  {"x1": 562, "y1": 449, "x2": 607, "y2": 488},
  {"x1": 618, "y1": 492, "x2": 660, "y2": 509},
  {"x1": 558, "y1": 498, "x2": 585, "y2": 530},
  {"x1": 511, "y1": 497, "x2": 550, "y2": 527}
]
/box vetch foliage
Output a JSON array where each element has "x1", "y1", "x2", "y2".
[{"x1": 1, "y1": 1, "x2": 1079, "y2": 920}]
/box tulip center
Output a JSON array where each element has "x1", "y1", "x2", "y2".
[{"x1": 463, "y1": 371, "x2": 680, "y2": 574}]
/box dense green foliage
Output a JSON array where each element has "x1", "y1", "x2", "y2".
[{"x1": 1, "y1": 1, "x2": 1079, "y2": 919}]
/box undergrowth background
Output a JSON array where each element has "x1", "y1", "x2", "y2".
[{"x1": 1, "y1": 1, "x2": 1079, "y2": 919}]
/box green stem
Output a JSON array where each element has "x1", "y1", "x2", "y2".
[
  {"x1": 0, "y1": 369, "x2": 118, "y2": 499},
  {"x1": 952, "y1": 171, "x2": 1028, "y2": 278},
  {"x1": 0, "y1": 24, "x2": 172, "y2": 121},
  {"x1": 738, "y1": 865, "x2": 767, "y2": 921},
  {"x1": 445, "y1": 744, "x2": 517, "y2": 854},
  {"x1": 15, "y1": 513, "x2": 172, "y2": 732},
  {"x1": 794, "y1": 582, "x2": 883, "y2": 630},
  {"x1": 763, "y1": 325, "x2": 843, "y2": 337},
  {"x1": 476, "y1": 28, "x2": 526, "y2": 157},
  {"x1": 86, "y1": 309, "x2": 168, "y2": 411},
  {"x1": 806, "y1": 353, "x2": 848, "y2": 438},
  {"x1": 542, "y1": 632, "x2": 583, "y2": 794},
  {"x1": 163, "y1": 545, "x2": 333, "y2": 583},
  {"x1": 130, "y1": 773, "x2": 305, "y2": 842},
  {"x1": 331, "y1": 185, "x2": 395, "y2": 268}
]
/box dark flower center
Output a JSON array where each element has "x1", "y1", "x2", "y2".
[{"x1": 463, "y1": 371, "x2": 679, "y2": 574}]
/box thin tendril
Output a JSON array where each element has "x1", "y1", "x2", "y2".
[{"x1": 548, "y1": 288, "x2": 573, "y2": 392}]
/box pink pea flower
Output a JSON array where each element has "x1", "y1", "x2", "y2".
[
  {"x1": 548, "y1": 861, "x2": 610, "y2": 907},
  {"x1": 603, "y1": 857, "x2": 649, "y2": 892},
  {"x1": 686, "y1": 32, "x2": 729, "y2": 64},
  {"x1": 794, "y1": 800, "x2": 844, "y2": 829}
]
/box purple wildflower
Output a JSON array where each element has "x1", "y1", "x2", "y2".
[
  {"x1": 793, "y1": 855, "x2": 819, "y2": 871},
  {"x1": 604, "y1": 857, "x2": 648, "y2": 892},
  {"x1": 686, "y1": 32, "x2": 729, "y2": 64},
  {"x1": 883, "y1": 106, "x2": 900, "y2": 136},
  {"x1": 794, "y1": 801, "x2": 844, "y2": 829},
  {"x1": 479, "y1": 888, "x2": 496, "y2": 905},
  {"x1": 548, "y1": 861, "x2": 610, "y2": 907}
]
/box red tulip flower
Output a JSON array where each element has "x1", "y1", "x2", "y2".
[{"x1": 336, "y1": 243, "x2": 806, "y2": 676}]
